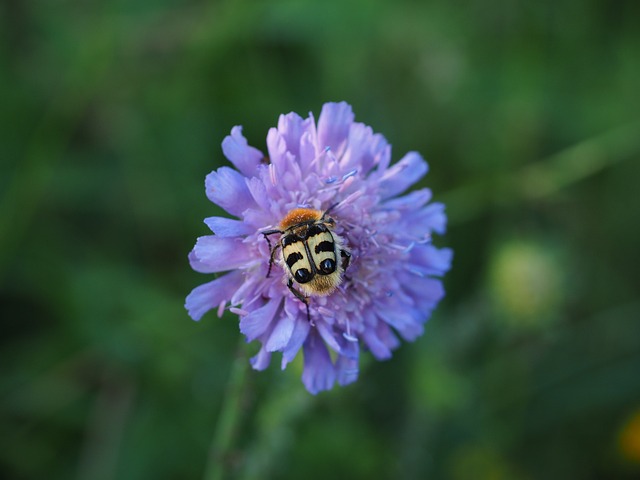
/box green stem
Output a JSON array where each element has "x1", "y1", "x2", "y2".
[{"x1": 204, "y1": 337, "x2": 250, "y2": 480}]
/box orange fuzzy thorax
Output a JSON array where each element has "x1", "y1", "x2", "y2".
[{"x1": 279, "y1": 208, "x2": 323, "y2": 230}]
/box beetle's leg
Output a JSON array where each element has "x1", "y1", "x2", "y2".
[
  {"x1": 340, "y1": 249, "x2": 351, "y2": 271},
  {"x1": 287, "y1": 278, "x2": 311, "y2": 323},
  {"x1": 266, "y1": 244, "x2": 280, "y2": 278}
]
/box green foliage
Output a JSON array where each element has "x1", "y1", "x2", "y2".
[{"x1": 2, "y1": 0, "x2": 640, "y2": 478}]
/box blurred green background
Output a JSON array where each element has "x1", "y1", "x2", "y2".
[{"x1": 2, "y1": 0, "x2": 640, "y2": 478}]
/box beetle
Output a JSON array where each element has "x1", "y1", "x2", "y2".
[{"x1": 262, "y1": 206, "x2": 351, "y2": 321}]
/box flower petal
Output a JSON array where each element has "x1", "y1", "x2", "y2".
[
  {"x1": 401, "y1": 275, "x2": 446, "y2": 311},
  {"x1": 185, "y1": 271, "x2": 244, "y2": 321},
  {"x1": 246, "y1": 176, "x2": 271, "y2": 212},
  {"x1": 281, "y1": 304, "x2": 311, "y2": 369},
  {"x1": 265, "y1": 311, "x2": 296, "y2": 352},
  {"x1": 336, "y1": 339, "x2": 359, "y2": 386},
  {"x1": 383, "y1": 188, "x2": 432, "y2": 210},
  {"x1": 192, "y1": 236, "x2": 252, "y2": 272},
  {"x1": 408, "y1": 245, "x2": 454, "y2": 277},
  {"x1": 362, "y1": 328, "x2": 393, "y2": 360},
  {"x1": 250, "y1": 345, "x2": 272, "y2": 371},
  {"x1": 266, "y1": 127, "x2": 287, "y2": 171},
  {"x1": 222, "y1": 126, "x2": 264, "y2": 177},
  {"x1": 239, "y1": 298, "x2": 281, "y2": 341},
  {"x1": 409, "y1": 245, "x2": 453, "y2": 275},
  {"x1": 302, "y1": 331, "x2": 336, "y2": 394},
  {"x1": 205, "y1": 167, "x2": 256, "y2": 216},
  {"x1": 365, "y1": 320, "x2": 401, "y2": 360},
  {"x1": 419, "y1": 202, "x2": 448, "y2": 235},
  {"x1": 316, "y1": 321, "x2": 343, "y2": 355},
  {"x1": 299, "y1": 129, "x2": 318, "y2": 169},
  {"x1": 188, "y1": 250, "x2": 214, "y2": 274},
  {"x1": 277, "y1": 112, "x2": 311, "y2": 159},
  {"x1": 204, "y1": 216, "x2": 254, "y2": 237},
  {"x1": 377, "y1": 305, "x2": 420, "y2": 339},
  {"x1": 340, "y1": 123, "x2": 389, "y2": 175},
  {"x1": 378, "y1": 151, "x2": 428, "y2": 199},
  {"x1": 317, "y1": 101, "x2": 354, "y2": 157}
]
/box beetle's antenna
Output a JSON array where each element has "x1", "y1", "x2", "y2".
[
  {"x1": 321, "y1": 202, "x2": 341, "y2": 220},
  {"x1": 262, "y1": 229, "x2": 282, "y2": 278}
]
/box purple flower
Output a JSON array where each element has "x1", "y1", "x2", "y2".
[{"x1": 186, "y1": 102, "x2": 452, "y2": 394}]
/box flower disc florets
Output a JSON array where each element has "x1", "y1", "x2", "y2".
[{"x1": 186, "y1": 102, "x2": 452, "y2": 394}]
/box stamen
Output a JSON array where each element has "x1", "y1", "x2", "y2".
[
  {"x1": 342, "y1": 169, "x2": 357, "y2": 180},
  {"x1": 343, "y1": 332, "x2": 358, "y2": 342},
  {"x1": 343, "y1": 316, "x2": 358, "y2": 342},
  {"x1": 339, "y1": 189, "x2": 364, "y2": 205},
  {"x1": 217, "y1": 300, "x2": 226, "y2": 317},
  {"x1": 339, "y1": 176, "x2": 355, "y2": 192},
  {"x1": 230, "y1": 307, "x2": 249, "y2": 316},
  {"x1": 407, "y1": 268, "x2": 425, "y2": 277},
  {"x1": 318, "y1": 306, "x2": 335, "y2": 318},
  {"x1": 417, "y1": 234, "x2": 432, "y2": 244},
  {"x1": 269, "y1": 164, "x2": 277, "y2": 186}
]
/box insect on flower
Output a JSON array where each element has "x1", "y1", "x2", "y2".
[
  {"x1": 185, "y1": 101, "x2": 452, "y2": 394},
  {"x1": 261, "y1": 205, "x2": 351, "y2": 322}
]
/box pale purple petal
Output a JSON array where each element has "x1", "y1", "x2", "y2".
[
  {"x1": 250, "y1": 346, "x2": 272, "y2": 371},
  {"x1": 266, "y1": 127, "x2": 287, "y2": 170},
  {"x1": 299, "y1": 130, "x2": 317, "y2": 168},
  {"x1": 317, "y1": 101, "x2": 354, "y2": 157},
  {"x1": 281, "y1": 311, "x2": 311, "y2": 369},
  {"x1": 185, "y1": 271, "x2": 244, "y2": 321},
  {"x1": 205, "y1": 167, "x2": 256, "y2": 216},
  {"x1": 378, "y1": 151, "x2": 428, "y2": 199},
  {"x1": 383, "y1": 188, "x2": 432, "y2": 210},
  {"x1": 395, "y1": 322, "x2": 425, "y2": 342},
  {"x1": 265, "y1": 312, "x2": 295, "y2": 352},
  {"x1": 339, "y1": 123, "x2": 388, "y2": 175},
  {"x1": 335, "y1": 339, "x2": 359, "y2": 386},
  {"x1": 192, "y1": 236, "x2": 252, "y2": 272},
  {"x1": 408, "y1": 245, "x2": 454, "y2": 277},
  {"x1": 302, "y1": 331, "x2": 336, "y2": 394},
  {"x1": 188, "y1": 250, "x2": 216, "y2": 274},
  {"x1": 204, "y1": 217, "x2": 253, "y2": 237},
  {"x1": 246, "y1": 176, "x2": 271, "y2": 212},
  {"x1": 418, "y1": 202, "x2": 448, "y2": 235},
  {"x1": 377, "y1": 303, "x2": 418, "y2": 337},
  {"x1": 277, "y1": 112, "x2": 311, "y2": 158},
  {"x1": 239, "y1": 298, "x2": 281, "y2": 341},
  {"x1": 222, "y1": 126, "x2": 264, "y2": 177},
  {"x1": 316, "y1": 321, "x2": 343, "y2": 355},
  {"x1": 373, "y1": 321, "x2": 401, "y2": 355},
  {"x1": 401, "y1": 276, "x2": 446, "y2": 309},
  {"x1": 362, "y1": 328, "x2": 393, "y2": 360}
]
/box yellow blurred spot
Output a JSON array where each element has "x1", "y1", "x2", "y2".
[
  {"x1": 619, "y1": 409, "x2": 640, "y2": 463},
  {"x1": 489, "y1": 240, "x2": 563, "y2": 330}
]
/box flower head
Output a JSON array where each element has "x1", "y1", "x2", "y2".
[{"x1": 186, "y1": 102, "x2": 452, "y2": 394}]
